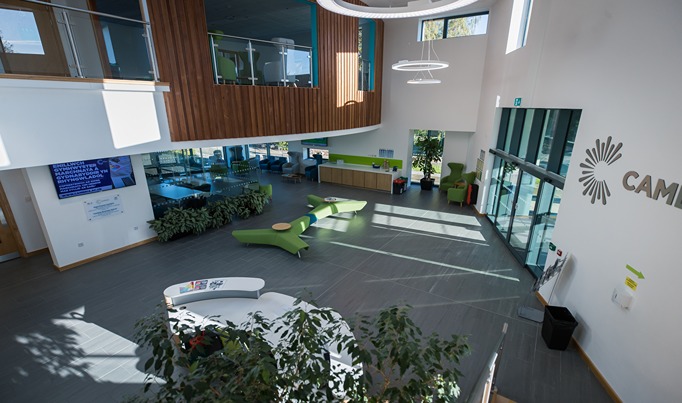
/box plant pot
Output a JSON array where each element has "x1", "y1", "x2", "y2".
[{"x1": 420, "y1": 178, "x2": 434, "y2": 191}]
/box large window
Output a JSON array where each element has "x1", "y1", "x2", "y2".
[
  {"x1": 487, "y1": 107, "x2": 581, "y2": 277},
  {"x1": 420, "y1": 12, "x2": 488, "y2": 41}
]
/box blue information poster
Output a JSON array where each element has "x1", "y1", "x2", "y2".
[{"x1": 49, "y1": 156, "x2": 135, "y2": 199}]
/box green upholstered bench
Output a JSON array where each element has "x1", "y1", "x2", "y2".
[
  {"x1": 232, "y1": 216, "x2": 311, "y2": 257},
  {"x1": 232, "y1": 195, "x2": 367, "y2": 257}
]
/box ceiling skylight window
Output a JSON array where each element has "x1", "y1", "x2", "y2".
[{"x1": 506, "y1": 0, "x2": 533, "y2": 53}]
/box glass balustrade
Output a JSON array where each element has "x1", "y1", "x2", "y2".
[
  {"x1": 209, "y1": 33, "x2": 313, "y2": 87},
  {"x1": 0, "y1": 1, "x2": 157, "y2": 80}
]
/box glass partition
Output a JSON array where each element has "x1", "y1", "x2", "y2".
[
  {"x1": 0, "y1": 1, "x2": 156, "y2": 80},
  {"x1": 142, "y1": 147, "x2": 260, "y2": 219},
  {"x1": 209, "y1": 33, "x2": 313, "y2": 87}
]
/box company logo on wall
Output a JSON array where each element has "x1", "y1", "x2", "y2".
[{"x1": 578, "y1": 136, "x2": 623, "y2": 205}]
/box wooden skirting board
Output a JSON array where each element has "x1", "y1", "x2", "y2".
[
  {"x1": 54, "y1": 237, "x2": 157, "y2": 272},
  {"x1": 535, "y1": 292, "x2": 622, "y2": 402}
]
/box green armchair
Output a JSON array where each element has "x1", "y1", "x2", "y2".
[
  {"x1": 447, "y1": 172, "x2": 477, "y2": 206},
  {"x1": 439, "y1": 162, "x2": 465, "y2": 193}
]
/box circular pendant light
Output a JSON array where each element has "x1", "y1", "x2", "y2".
[
  {"x1": 392, "y1": 60, "x2": 449, "y2": 71},
  {"x1": 317, "y1": 0, "x2": 480, "y2": 19},
  {"x1": 407, "y1": 78, "x2": 442, "y2": 84}
]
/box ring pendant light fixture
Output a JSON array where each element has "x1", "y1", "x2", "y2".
[{"x1": 316, "y1": 0, "x2": 480, "y2": 19}]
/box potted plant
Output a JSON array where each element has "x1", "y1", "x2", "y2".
[
  {"x1": 133, "y1": 302, "x2": 470, "y2": 402},
  {"x1": 413, "y1": 131, "x2": 443, "y2": 190}
]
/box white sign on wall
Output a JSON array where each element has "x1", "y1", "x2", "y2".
[{"x1": 83, "y1": 194, "x2": 124, "y2": 221}]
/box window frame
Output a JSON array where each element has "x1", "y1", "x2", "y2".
[{"x1": 419, "y1": 11, "x2": 489, "y2": 42}]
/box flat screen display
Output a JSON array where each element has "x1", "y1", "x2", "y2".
[
  {"x1": 49, "y1": 155, "x2": 136, "y2": 199},
  {"x1": 301, "y1": 138, "x2": 328, "y2": 147}
]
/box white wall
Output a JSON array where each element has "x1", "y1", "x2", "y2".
[
  {"x1": 442, "y1": 131, "x2": 472, "y2": 170},
  {"x1": 473, "y1": 0, "x2": 682, "y2": 401},
  {"x1": 25, "y1": 155, "x2": 156, "y2": 268},
  {"x1": 0, "y1": 169, "x2": 47, "y2": 253},
  {"x1": 332, "y1": 17, "x2": 488, "y2": 175}
]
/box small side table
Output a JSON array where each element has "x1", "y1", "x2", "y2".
[{"x1": 272, "y1": 223, "x2": 292, "y2": 231}]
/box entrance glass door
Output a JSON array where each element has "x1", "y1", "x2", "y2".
[
  {"x1": 509, "y1": 171, "x2": 541, "y2": 260},
  {"x1": 494, "y1": 161, "x2": 519, "y2": 238},
  {"x1": 526, "y1": 185, "x2": 562, "y2": 276}
]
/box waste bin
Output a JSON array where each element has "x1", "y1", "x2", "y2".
[
  {"x1": 393, "y1": 179, "x2": 406, "y2": 194},
  {"x1": 541, "y1": 306, "x2": 578, "y2": 350}
]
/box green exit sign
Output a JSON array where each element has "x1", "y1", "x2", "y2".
[{"x1": 514, "y1": 98, "x2": 522, "y2": 106}]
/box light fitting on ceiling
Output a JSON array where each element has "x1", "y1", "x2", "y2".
[
  {"x1": 407, "y1": 69, "x2": 441, "y2": 84},
  {"x1": 317, "y1": 0, "x2": 480, "y2": 19},
  {"x1": 393, "y1": 39, "x2": 448, "y2": 73}
]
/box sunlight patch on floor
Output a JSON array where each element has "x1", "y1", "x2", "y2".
[
  {"x1": 330, "y1": 242, "x2": 519, "y2": 282},
  {"x1": 14, "y1": 306, "x2": 159, "y2": 385},
  {"x1": 371, "y1": 213, "x2": 485, "y2": 241},
  {"x1": 371, "y1": 225, "x2": 489, "y2": 246},
  {"x1": 311, "y1": 216, "x2": 351, "y2": 232},
  {"x1": 374, "y1": 203, "x2": 481, "y2": 226}
]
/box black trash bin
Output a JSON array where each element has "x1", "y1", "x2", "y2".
[{"x1": 541, "y1": 305, "x2": 578, "y2": 350}]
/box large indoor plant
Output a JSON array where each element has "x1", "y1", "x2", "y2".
[
  {"x1": 413, "y1": 131, "x2": 443, "y2": 191},
  {"x1": 133, "y1": 302, "x2": 470, "y2": 402}
]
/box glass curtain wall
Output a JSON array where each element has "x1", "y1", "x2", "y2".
[{"x1": 486, "y1": 107, "x2": 581, "y2": 277}]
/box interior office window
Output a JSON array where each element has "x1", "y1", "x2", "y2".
[
  {"x1": 421, "y1": 12, "x2": 488, "y2": 41},
  {"x1": 506, "y1": 0, "x2": 533, "y2": 53},
  {"x1": 0, "y1": 8, "x2": 44, "y2": 54}
]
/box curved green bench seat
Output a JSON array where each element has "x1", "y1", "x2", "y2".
[
  {"x1": 232, "y1": 195, "x2": 366, "y2": 257},
  {"x1": 232, "y1": 216, "x2": 311, "y2": 257}
]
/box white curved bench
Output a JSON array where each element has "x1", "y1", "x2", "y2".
[{"x1": 163, "y1": 277, "x2": 265, "y2": 307}]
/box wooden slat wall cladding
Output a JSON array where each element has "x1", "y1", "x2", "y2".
[{"x1": 147, "y1": 0, "x2": 383, "y2": 142}]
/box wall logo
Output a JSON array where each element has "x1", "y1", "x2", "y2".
[{"x1": 578, "y1": 136, "x2": 623, "y2": 205}]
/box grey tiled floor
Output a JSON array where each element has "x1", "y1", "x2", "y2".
[{"x1": 0, "y1": 177, "x2": 612, "y2": 402}]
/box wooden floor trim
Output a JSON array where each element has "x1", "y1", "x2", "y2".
[
  {"x1": 534, "y1": 292, "x2": 621, "y2": 402},
  {"x1": 54, "y1": 237, "x2": 157, "y2": 272},
  {"x1": 25, "y1": 247, "x2": 48, "y2": 257}
]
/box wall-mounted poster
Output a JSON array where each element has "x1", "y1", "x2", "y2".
[
  {"x1": 83, "y1": 195, "x2": 124, "y2": 221},
  {"x1": 49, "y1": 156, "x2": 136, "y2": 199}
]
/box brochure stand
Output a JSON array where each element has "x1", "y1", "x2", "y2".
[{"x1": 518, "y1": 255, "x2": 569, "y2": 322}]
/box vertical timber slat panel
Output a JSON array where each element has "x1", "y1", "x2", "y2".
[{"x1": 148, "y1": 0, "x2": 382, "y2": 141}]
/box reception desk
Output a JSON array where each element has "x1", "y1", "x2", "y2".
[{"x1": 318, "y1": 163, "x2": 402, "y2": 193}]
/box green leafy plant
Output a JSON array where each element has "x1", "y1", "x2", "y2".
[
  {"x1": 413, "y1": 131, "x2": 444, "y2": 180},
  {"x1": 132, "y1": 302, "x2": 470, "y2": 402},
  {"x1": 148, "y1": 191, "x2": 270, "y2": 242}
]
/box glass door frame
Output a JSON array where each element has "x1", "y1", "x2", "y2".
[{"x1": 486, "y1": 150, "x2": 565, "y2": 277}]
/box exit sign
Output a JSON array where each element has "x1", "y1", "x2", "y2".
[{"x1": 514, "y1": 98, "x2": 522, "y2": 106}]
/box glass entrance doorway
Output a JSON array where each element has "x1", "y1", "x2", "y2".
[{"x1": 486, "y1": 155, "x2": 561, "y2": 277}]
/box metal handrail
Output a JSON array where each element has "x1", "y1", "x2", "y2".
[
  {"x1": 22, "y1": 0, "x2": 149, "y2": 24},
  {"x1": 19, "y1": 0, "x2": 158, "y2": 81},
  {"x1": 208, "y1": 32, "x2": 313, "y2": 52}
]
